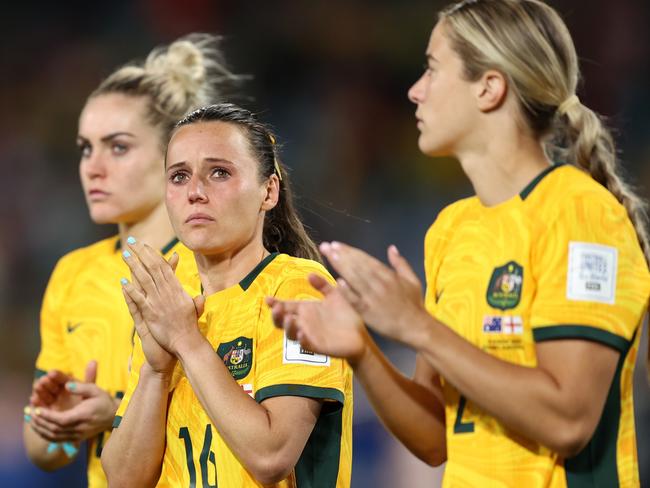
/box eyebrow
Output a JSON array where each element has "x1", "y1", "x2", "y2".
[
  {"x1": 166, "y1": 157, "x2": 236, "y2": 171},
  {"x1": 76, "y1": 132, "x2": 136, "y2": 143}
]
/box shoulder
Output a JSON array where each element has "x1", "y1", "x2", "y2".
[
  {"x1": 425, "y1": 196, "x2": 478, "y2": 246},
  {"x1": 51, "y1": 236, "x2": 119, "y2": 278},
  {"x1": 526, "y1": 164, "x2": 627, "y2": 225},
  {"x1": 271, "y1": 254, "x2": 332, "y2": 282},
  {"x1": 263, "y1": 254, "x2": 333, "y2": 299}
]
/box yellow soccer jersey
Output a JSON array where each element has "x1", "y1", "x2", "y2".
[
  {"x1": 423, "y1": 164, "x2": 650, "y2": 488},
  {"x1": 115, "y1": 253, "x2": 353, "y2": 488},
  {"x1": 36, "y1": 236, "x2": 199, "y2": 488}
]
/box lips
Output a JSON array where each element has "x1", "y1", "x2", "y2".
[
  {"x1": 87, "y1": 189, "x2": 110, "y2": 201},
  {"x1": 185, "y1": 212, "x2": 215, "y2": 224}
]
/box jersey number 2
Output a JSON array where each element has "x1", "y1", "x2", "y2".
[
  {"x1": 179, "y1": 424, "x2": 218, "y2": 488},
  {"x1": 453, "y1": 395, "x2": 475, "y2": 434}
]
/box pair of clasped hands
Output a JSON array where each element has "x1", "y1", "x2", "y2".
[
  {"x1": 25, "y1": 359, "x2": 120, "y2": 458},
  {"x1": 119, "y1": 237, "x2": 428, "y2": 373}
]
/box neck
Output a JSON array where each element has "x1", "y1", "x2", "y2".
[
  {"x1": 456, "y1": 127, "x2": 551, "y2": 207},
  {"x1": 195, "y1": 238, "x2": 269, "y2": 296},
  {"x1": 118, "y1": 202, "x2": 176, "y2": 251}
]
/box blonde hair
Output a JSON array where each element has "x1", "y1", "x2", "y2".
[
  {"x1": 91, "y1": 33, "x2": 244, "y2": 147},
  {"x1": 440, "y1": 0, "x2": 650, "y2": 375}
]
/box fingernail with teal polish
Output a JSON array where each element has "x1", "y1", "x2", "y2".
[
  {"x1": 47, "y1": 442, "x2": 60, "y2": 454},
  {"x1": 120, "y1": 278, "x2": 128, "y2": 286},
  {"x1": 24, "y1": 414, "x2": 31, "y2": 423},
  {"x1": 127, "y1": 236, "x2": 136, "y2": 245},
  {"x1": 67, "y1": 382, "x2": 77, "y2": 391},
  {"x1": 62, "y1": 442, "x2": 78, "y2": 457},
  {"x1": 123, "y1": 250, "x2": 131, "y2": 258}
]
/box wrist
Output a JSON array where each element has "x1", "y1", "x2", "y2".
[
  {"x1": 140, "y1": 363, "x2": 173, "y2": 387},
  {"x1": 348, "y1": 327, "x2": 373, "y2": 369},
  {"x1": 400, "y1": 305, "x2": 433, "y2": 348},
  {"x1": 173, "y1": 329, "x2": 208, "y2": 364}
]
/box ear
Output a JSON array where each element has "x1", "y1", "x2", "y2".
[
  {"x1": 261, "y1": 174, "x2": 280, "y2": 211},
  {"x1": 474, "y1": 69, "x2": 508, "y2": 112}
]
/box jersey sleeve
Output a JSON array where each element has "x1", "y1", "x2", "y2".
[
  {"x1": 253, "y1": 262, "x2": 349, "y2": 408},
  {"x1": 530, "y1": 194, "x2": 650, "y2": 353},
  {"x1": 35, "y1": 255, "x2": 76, "y2": 378}
]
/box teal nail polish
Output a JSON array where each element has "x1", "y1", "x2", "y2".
[
  {"x1": 24, "y1": 414, "x2": 31, "y2": 423},
  {"x1": 62, "y1": 442, "x2": 78, "y2": 457},
  {"x1": 120, "y1": 278, "x2": 128, "y2": 286},
  {"x1": 47, "y1": 442, "x2": 60, "y2": 454},
  {"x1": 127, "y1": 236, "x2": 136, "y2": 245},
  {"x1": 67, "y1": 382, "x2": 77, "y2": 391},
  {"x1": 123, "y1": 250, "x2": 131, "y2": 258}
]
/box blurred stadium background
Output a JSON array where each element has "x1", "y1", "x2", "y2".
[{"x1": 1, "y1": 1, "x2": 648, "y2": 486}]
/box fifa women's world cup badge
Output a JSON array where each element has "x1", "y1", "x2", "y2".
[
  {"x1": 486, "y1": 261, "x2": 523, "y2": 310},
  {"x1": 217, "y1": 337, "x2": 253, "y2": 380}
]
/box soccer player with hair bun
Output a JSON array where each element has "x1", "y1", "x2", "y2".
[{"x1": 24, "y1": 34, "x2": 242, "y2": 487}]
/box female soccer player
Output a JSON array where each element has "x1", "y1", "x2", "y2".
[
  {"x1": 101, "y1": 103, "x2": 353, "y2": 487},
  {"x1": 268, "y1": 1, "x2": 650, "y2": 486},
  {"x1": 23, "y1": 35, "x2": 241, "y2": 487}
]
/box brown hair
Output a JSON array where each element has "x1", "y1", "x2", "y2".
[{"x1": 173, "y1": 103, "x2": 322, "y2": 263}]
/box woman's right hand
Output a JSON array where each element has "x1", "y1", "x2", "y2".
[
  {"x1": 266, "y1": 274, "x2": 370, "y2": 366},
  {"x1": 120, "y1": 253, "x2": 179, "y2": 376}
]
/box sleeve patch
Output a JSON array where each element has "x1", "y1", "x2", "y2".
[
  {"x1": 283, "y1": 332, "x2": 330, "y2": 366},
  {"x1": 566, "y1": 242, "x2": 617, "y2": 304}
]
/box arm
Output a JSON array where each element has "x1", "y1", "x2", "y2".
[
  {"x1": 101, "y1": 268, "x2": 179, "y2": 488},
  {"x1": 120, "y1": 242, "x2": 323, "y2": 484},
  {"x1": 268, "y1": 273, "x2": 447, "y2": 466},
  {"x1": 175, "y1": 333, "x2": 322, "y2": 484},
  {"x1": 321, "y1": 241, "x2": 620, "y2": 457},
  {"x1": 410, "y1": 310, "x2": 617, "y2": 457},
  {"x1": 101, "y1": 364, "x2": 171, "y2": 488}
]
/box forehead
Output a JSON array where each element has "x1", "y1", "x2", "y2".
[
  {"x1": 167, "y1": 121, "x2": 255, "y2": 166},
  {"x1": 79, "y1": 93, "x2": 149, "y2": 137},
  {"x1": 427, "y1": 21, "x2": 454, "y2": 60}
]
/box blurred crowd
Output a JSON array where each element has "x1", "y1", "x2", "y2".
[{"x1": 1, "y1": 1, "x2": 648, "y2": 486}]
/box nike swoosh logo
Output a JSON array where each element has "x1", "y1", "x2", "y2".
[{"x1": 66, "y1": 322, "x2": 83, "y2": 333}]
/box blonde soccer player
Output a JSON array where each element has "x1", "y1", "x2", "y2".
[
  {"x1": 23, "y1": 35, "x2": 241, "y2": 487},
  {"x1": 268, "y1": 1, "x2": 650, "y2": 486},
  {"x1": 101, "y1": 103, "x2": 353, "y2": 487}
]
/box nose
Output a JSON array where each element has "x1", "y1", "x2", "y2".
[
  {"x1": 408, "y1": 73, "x2": 426, "y2": 104},
  {"x1": 81, "y1": 152, "x2": 107, "y2": 180},
  {"x1": 187, "y1": 175, "x2": 208, "y2": 203}
]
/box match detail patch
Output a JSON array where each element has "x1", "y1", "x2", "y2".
[
  {"x1": 566, "y1": 242, "x2": 617, "y2": 304},
  {"x1": 283, "y1": 332, "x2": 330, "y2": 366}
]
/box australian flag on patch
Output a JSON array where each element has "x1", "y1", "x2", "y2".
[{"x1": 483, "y1": 316, "x2": 502, "y2": 333}]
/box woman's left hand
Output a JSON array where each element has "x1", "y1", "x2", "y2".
[
  {"x1": 121, "y1": 240, "x2": 204, "y2": 355},
  {"x1": 319, "y1": 241, "x2": 429, "y2": 346}
]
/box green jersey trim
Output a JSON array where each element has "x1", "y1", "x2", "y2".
[
  {"x1": 255, "y1": 384, "x2": 345, "y2": 406},
  {"x1": 239, "y1": 252, "x2": 279, "y2": 291},
  {"x1": 34, "y1": 368, "x2": 47, "y2": 379},
  {"x1": 532, "y1": 325, "x2": 629, "y2": 353},
  {"x1": 112, "y1": 415, "x2": 122, "y2": 428},
  {"x1": 519, "y1": 163, "x2": 565, "y2": 200},
  {"x1": 295, "y1": 401, "x2": 343, "y2": 488},
  {"x1": 563, "y1": 328, "x2": 636, "y2": 488}
]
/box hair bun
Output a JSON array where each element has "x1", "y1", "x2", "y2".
[{"x1": 144, "y1": 38, "x2": 206, "y2": 97}]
